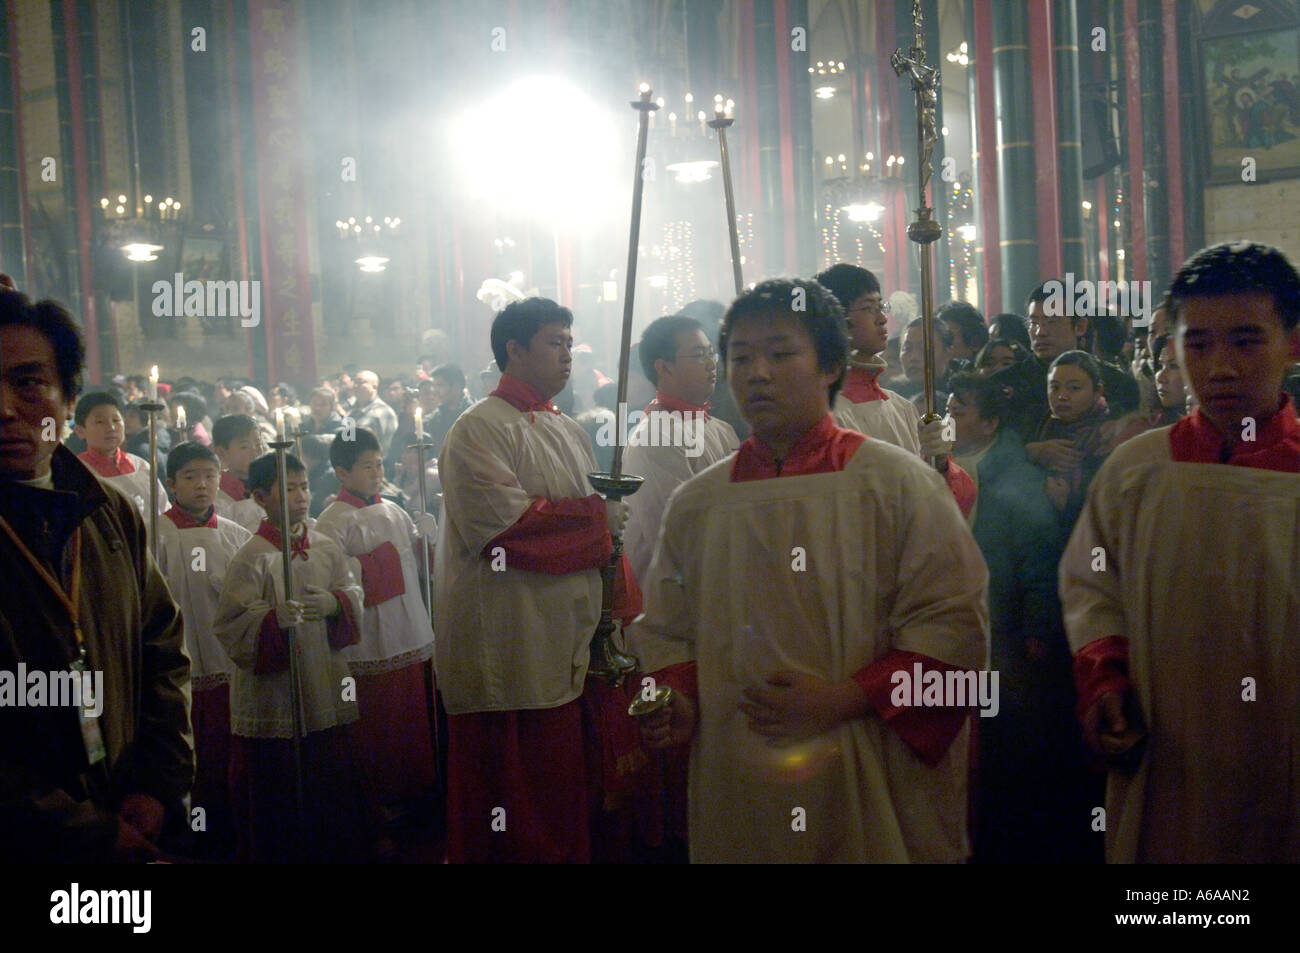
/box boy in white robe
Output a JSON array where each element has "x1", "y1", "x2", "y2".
[
  {"x1": 74, "y1": 392, "x2": 168, "y2": 531},
  {"x1": 435, "y1": 297, "x2": 644, "y2": 863},
  {"x1": 214, "y1": 452, "x2": 366, "y2": 863},
  {"x1": 156, "y1": 441, "x2": 251, "y2": 858},
  {"x1": 629, "y1": 279, "x2": 989, "y2": 863},
  {"x1": 315, "y1": 426, "x2": 438, "y2": 827},
  {"x1": 816, "y1": 264, "x2": 977, "y2": 519},
  {"x1": 623, "y1": 314, "x2": 739, "y2": 583},
  {"x1": 1061, "y1": 241, "x2": 1300, "y2": 862},
  {"x1": 211, "y1": 414, "x2": 265, "y2": 533}
]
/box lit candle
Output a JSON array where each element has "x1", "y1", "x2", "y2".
[
  {"x1": 275, "y1": 407, "x2": 285, "y2": 440},
  {"x1": 175, "y1": 405, "x2": 186, "y2": 431},
  {"x1": 149, "y1": 365, "x2": 158, "y2": 402},
  {"x1": 413, "y1": 406, "x2": 423, "y2": 441},
  {"x1": 669, "y1": 112, "x2": 677, "y2": 136},
  {"x1": 698, "y1": 110, "x2": 706, "y2": 134}
]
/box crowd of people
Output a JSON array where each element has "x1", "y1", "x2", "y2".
[{"x1": 2, "y1": 239, "x2": 1297, "y2": 863}]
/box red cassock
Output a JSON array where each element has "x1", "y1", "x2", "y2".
[{"x1": 435, "y1": 374, "x2": 648, "y2": 863}]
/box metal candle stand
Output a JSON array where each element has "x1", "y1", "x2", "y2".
[
  {"x1": 138, "y1": 400, "x2": 166, "y2": 558},
  {"x1": 892, "y1": 0, "x2": 947, "y2": 471},
  {"x1": 268, "y1": 436, "x2": 307, "y2": 844}
]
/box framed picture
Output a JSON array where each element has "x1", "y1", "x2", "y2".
[
  {"x1": 177, "y1": 234, "x2": 229, "y2": 282},
  {"x1": 1201, "y1": 26, "x2": 1300, "y2": 182}
]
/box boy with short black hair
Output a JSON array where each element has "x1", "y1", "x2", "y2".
[
  {"x1": 157, "y1": 441, "x2": 251, "y2": 857},
  {"x1": 211, "y1": 414, "x2": 264, "y2": 532},
  {"x1": 214, "y1": 452, "x2": 366, "y2": 862},
  {"x1": 817, "y1": 263, "x2": 976, "y2": 518},
  {"x1": 74, "y1": 391, "x2": 168, "y2": 529},
  {"x1": 1062, "y1": 240, "x2": 1300, "y2": 862},
  {"x1": 315, "y1": 427, "x2": 438, "y2": 828}
]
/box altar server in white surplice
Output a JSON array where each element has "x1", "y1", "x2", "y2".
[
  {"x1": 622, "y1": 314, "x2": 738, "y2": 582},
  {"x1": 1061, "y1": 241, "x2": 1300, "y2": 863},
  {"x1": 214, "y1": 452, "x2": 366, "y2": 863},
  {"x1": 315, "y1": 426, "x2": 438, "y2": 818},
  {"x1": 817, "y1": 264, "x2": 976, "y2": 519},
  {"x1": 629, "y1": 279, "x2": 989, "y2": 863},
  {"x1": 157, "y1": 441, "x2": 250, "y2": 857}
]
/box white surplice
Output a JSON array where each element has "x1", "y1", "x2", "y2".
[
  {"x1": 622, "y1": 412, "x2": 739, "y2": 583},
  {"x1": 156, "y1": 513, "x2": 251, "y2": 690},
  {"x1": 214, "y1": 528, "x2": 362, "y2": 738},
  {"x1": 315, "y1": 499, "x2": 433, "y2": 673},
  {"x1": 628, "y1": 439, "x2": 989, "y2": 863},
  {"x1": 101, "y1": 453, "x2": 168, "y2": 526},
  {"x1": 215, "y1": 489, "x2": 264, "y2": 534},
  {"x1": 1059, "y1": 428, "x2": 1300, "y2": 862},
  {"x1": 434, "y1": 396, "x2": 604, "y2": 714},
  {"x1": 832, "y1": 356, "x2": 923, "y2": 454}
]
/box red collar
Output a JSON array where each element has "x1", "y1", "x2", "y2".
[
  {"x1": 255, "y1": 519, "x2": 310, "y2": 559},
  {"x1": 220, "y1": 470, "x2": 250, "y2": 500},
  {"x1": 338, "y1": 487, "x2": 381, "y2": 508},
  {"x1": 166, "y1": 504, "x2": 218, "y2": 530},
  {"x1": 491, "y1": 373, "x2": 561, "y2": 416},
  {"x1": 644, "y1": 391, "x2": 711, "y2": 418},
  {"x1": 1169, "y1": 395, "x2": 1300, "y2": 471},
  {"x1": 840, "y1": 365, "x2": 890, "y2": 404},
  {"x1": 730, "y1": 415, "x2": 866, "y2": 482},
  {"x1": 79, "y1": 446, "x2": 134, "y2": 477}
]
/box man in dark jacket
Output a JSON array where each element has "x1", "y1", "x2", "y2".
[
  {"x1": 0, "y1": 280, "x2": 192, "y2": 862},
  {"x1": 947, "y1": 371, "x2": 1100, "y2": 863},
  {"x1": 989, "y1": 281, "x2": 1139, "y2": 456}
]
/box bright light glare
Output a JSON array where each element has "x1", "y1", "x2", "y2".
[
  {"x1": 449, "y1": 76, "x2": 623, "y2": 229},
  {"x1": 122, "y1": 243, "x2": 163, "y2": 262},
  {"x1": 356, "y1": 256, "x2": 390, "y2": 272},
  {"x1": 665, "y1": 160, "x2": 718, "y2": 184},
  {"x1": 814, "y1": 86, "x2": 835, "y2": 99},
  {"x1": 957, "y1": 223, "x2": 977, "y2": 242},
  {"x1": 843, "y1": 203, "x2": 885, "y2": 223}
]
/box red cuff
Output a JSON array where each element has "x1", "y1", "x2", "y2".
[
  {"x1": 253, "y1": 610, "x2": 290, "y2": 675},
  {"x1": 486, "y1": 495, "x2": 612, "y2": 574},
  {"x1": 653, "y1": 661, "x2": 698, "y2": 700},
  {"x1": 945, "y1": 460, "x2": 976, "y2": 518},
  {"x1": 356, "y1": 540, "x2": 406, "y2": 607},
  {"x1": 853, "y1": 649, "x2": 972, "y2": 767},
  {"x1": 326, "y1": 590, "x2": 361, "y2": 650},
  {"x1": 613, "y1": 553, "x2": 643, "y2": 622},
  {"x1": 1073, "y1": 635, "x2": 1129, "y2": 722}
]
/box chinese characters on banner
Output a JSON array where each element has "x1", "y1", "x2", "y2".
[{"x1": 248, "y1": 0, "x2": 317, "y2": 385}]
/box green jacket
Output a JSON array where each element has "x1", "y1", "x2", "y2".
[{"x1": 0, "y1": 445, "x2": 192, "y2": 862}]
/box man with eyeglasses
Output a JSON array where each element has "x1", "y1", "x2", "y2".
[
  {"x1": 988, "y1": 282, "x2": 1139, "y2": 467},
  {"x1": 817, "y1": 264, "x2": 976, "y2": 518},
  {"x1": 623, "y1": 314, "x2": 739, "y2": 584}
]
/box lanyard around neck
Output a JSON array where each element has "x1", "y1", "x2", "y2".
[{"x1": 0, "y1": 514, "x2": 84, "y2": 658}]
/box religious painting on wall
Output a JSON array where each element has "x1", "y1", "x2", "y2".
[
  {"x1": 1201, "y1": 26, "x2": 1300, "y2": 181},
  {"x1": 177, "y1": 235, "x2": 233, "y2": 335}
]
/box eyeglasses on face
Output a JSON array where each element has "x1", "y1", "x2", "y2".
[
  {"x1": 677, "y1": 347, "x2": 719, "y2": 363},
  {"x1": 851, "y1": 299, "x2": 891, "y2": 315}
]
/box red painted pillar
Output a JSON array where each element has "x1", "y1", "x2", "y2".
[
  {"x1": 1122, "y1": 0, "x2": 1146, "y2": 280},
  {"x1": 1027, "y1": 0, "x2": 1062, "y2": 279},
  {"x1": 876, "y1": 0, "x2": 906, "y2": 295},
  {"x1": 972, "y1": 0, "x2": 1000, "y2": 311},
  {"x1": 1161, "y1": 0, "x2": 1185, "y2": 272}
]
